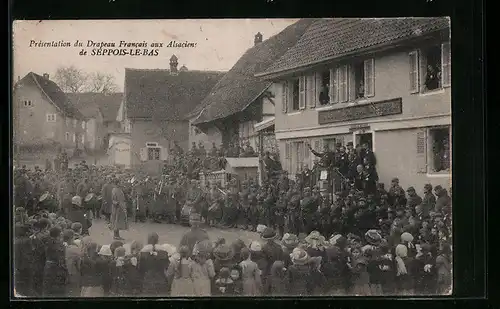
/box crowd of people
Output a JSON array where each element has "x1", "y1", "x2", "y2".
[{"x1": 13, "y1": 140, "x2": 452, "y2": 297}]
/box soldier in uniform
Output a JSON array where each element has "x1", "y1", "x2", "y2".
[
  {"x1": 406, "y1": 186, "x2": 423, "y2": 212},
  {"x1": 388, "y1": 177, "x2": 407, "y2": 208},
  {"x1": 286, "y1": 186, "x2": 302, "y2": 235},
  {"x1": 421, "y1": 183, "x2": 436, "y2": 214},
  {"x1": 208, "y1": 182, "x2": 223, "y2": 227},
  {"x1": 101, "y1": 176, "x2": 115, "y2": 224},
  {"x1": 274, "y1": 191, "x2": 287, "y2": 238},
  {"x1": 132, "y1": 177, "x2": 147, "y2": 222}
]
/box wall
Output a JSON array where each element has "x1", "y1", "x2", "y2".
[
  {"x1": 274, "y1": 47, "x2": 451, "y2": 138},
  {"x1": 188, "y1": 117, "x2": 223, "y2": 149},
  {"x1": 14, "y1": 84, "x2": 64, "y2": 146},
  {"x1": 130, "y1": 119, "x2": 189, "y2": 169}
]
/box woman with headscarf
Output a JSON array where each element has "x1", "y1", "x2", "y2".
[
  {"x1": 139, "y1": 232, "x2": 170, "y2": 296},
  {"x1": 394, "y1": 244, "x2": 415, "y2": 295}
]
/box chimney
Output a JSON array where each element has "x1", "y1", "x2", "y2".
[
  {"x1": 43, "y1": 73, "x2": 49, "y2": 79},
  {"x1": 170, "y1": 55, "x2": 178, "y2": 73},
  {"x1": 254, "y1": 32, "x2": 263, "y2": 46}
]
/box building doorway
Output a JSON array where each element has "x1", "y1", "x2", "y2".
[{"x1": 355, "y1": 132, "x2": 373, "y2": 150}]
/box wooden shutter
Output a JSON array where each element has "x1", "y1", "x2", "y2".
[
  {"x1": 339, "y1": 65, "x2": 349, "y2": 103},
  {"x1": 304, "y1": 140, "x2": 310, "y2": 160},
  {"x1": 416, "y1": 129, "x2": 427, "y2": 173},
  {"x1": 441, "y1": 42, "x2": 451, "y2": 87},
  {"x1": 297, "y1": 142, "x2": 304, "y2": 171},
  {"x1": 331, "y1": 68, "x2": 339, "y2": 104},
  {"x1": 409, "y1": 50, "x2": 419, "y2": 93},
  {"x1": 299, "y1": 76, "x2": 306, "y2": 110},
  {"x1": 281, "y1": 82, "x2": 288, "y2": 114},
  {"x1": 160, "y1": 146, "x2": 168, "y2": 161},
  {"x1": 307, "y1": 74, "x2": 316, "y2": 108},
  {"x1": 364, "y1": 58, "x2": 375, "y2": 97},
  {"x1": 285, "y1": 142, "x2": 291, "y2": 172},
  {"x1": 314, "y1": 140, "x2": 320, "y2": 152}
]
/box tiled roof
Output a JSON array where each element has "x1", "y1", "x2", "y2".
[
  {"x1": 66, "y1": 92, "x2": 123, "y2": 122},
  {"x1": 192, "y1": 19, "x2": 316, "y2": 125},
  {"x1": 17, "y1": 72, "x2": 84, "y2": 119},
  {"x1": 257, "y1": 17, "x2": 450, "y2": 77},
  {"x1": 124, "y1": 68, "x2": 224, "y2": 120}
]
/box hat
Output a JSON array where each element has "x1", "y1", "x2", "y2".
[
  {"x1": 329, "y1": 234, "x2": 343, "y2": 246},
  {"x1": 71, "y1": 196, "x2": 82, "y2": 207},
  {"x1": 347, "y1": 142, "x2": 353, "y2": 146},
  {"x1": 361, "y1": 244, "x2": 374, "y2": 254},
  {"x1": 281, "y1": 233, "x2": 299, "y2": 249},
  {"x1": 305, "y1": 231, "x2": 326, "y2": 246},
  {"x1": 249, "y1": 241, "x2": 262, "y2": 252},
  {"x1": 193, "y1": 239, "x2": 213, "y2": 256},
  {"x1": 160, "y1": 244, "x2": 177, "y2": 257},
  {"x1": 256, "y1": 224, "x2": 267, "y2": 234},
  {"x1": 261, "y1": 228, "x2": 277, "y2": 240},
  {"x1": 406, "y1": 186, "x2": 416, "y2": 192},
  {"x1": 401, "y1": 232, "x2": 414, "y2": 243},
  {"x1": 424, "y1": 184, "x2": 433, "y2": 190},
  {"x1": 290, "y1": 248, "x2": 309, "y2": 265},
  {"x1": 213, "y1": 244, "x2": 234, "y2": 261},
  {"x1": 364, "y1": 230, "x2": 382, "y2": 246},
  {"x1": 391, "y1": 178, "x2": 399, "y2": 183},
  {"x1": 98, "y1": 245, "x2": 112, "y2": 256},
  {"x1": 353, "y1": 257, "x2": 369, "y2": 266}
]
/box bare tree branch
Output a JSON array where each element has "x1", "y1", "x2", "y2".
[
  {"x1": 54, "y1": 66, "x2": 88, "y2": 93},
  {"x1": 54, "y1": 66, "x2": 119, "y2": 93}
]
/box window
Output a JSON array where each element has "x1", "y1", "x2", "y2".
[
  {"x1": 65, "y1": 118, "x2": 70, "y2": 126},
  {"x1": 318, "y1": 70, "x2": 330, "y2": 105},
  {"x1": 410, "y1": 42, "x2": 451, "y2": 94},
  {"x1": 422, "y1": 45, "x2": 442, "y2": 91},
  {"x1": 65, "y1": 132, "x2": 70, "y2": 141},
  {"x1": 429, "y1": 127, "x2": 451, "y2": 173},
  {"x1": 352, "y1": 62, "x2": 365, "y2": 99},
  {"x1": 298, "y1": 76, "x2": 307, "y2": 109},
  {"x1": 23, "y1": 100, "x2": 33, "y2": 107},
  {"x1": 81, "y1": 134, "x2": 85, "y2": 144},
  {"x1": 73, "y1": 119, "x2": 77, "y2": 128},
  {"x1": 82, "y1": 121, "x2": 86, "y2": 129},
  {"x1": 72, "y1": 133, "x2": 76, "y2": 143},
  {"x1": 290, "y1": 79, "x2": 300, "y2": 111},
  {"x1": 46, "y1": 114, "x2": 56, "y2": 122},
  {"x1": 294, "y1": 141, "x2": 305, "y2": 173},
  {"x1": 147, "y1": 147, "x2": 161, "y2": 161}
]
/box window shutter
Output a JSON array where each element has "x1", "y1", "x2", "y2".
[
  {"x1": 416, "y1": 129, "x2": 427, "y2": 173},
  {"x1": 307, "y1": 74, "x2": 316, "y2": 108},
  {"x1": 364, "y1": 58, "x2": 375, "y2": 97},
  {"x1": 160, "y1": 146, "x2": 168, "y2": 161},
  {"x1": 339, "y1": 66, "x2": 349, "y2": 103},
  {"x1": 140, "y1": 147, "x2": 147, "y2": 162},
  {"x1": 304, "y1": 140, "x2": 310, "y2": 160},
  {"x1": 331, "y1": 68, "x2": 339, "y2": 104},
  {"x1": 409, "y1": 50, "x2": 420, "y2": 93},
  {"x1": 441, "y1": 42, "x2": 451, "y2": 87},
  {"x1": 282, "y1": 82, "x2": 288, "y2": 114},
  {"x1": 299, "y1": 76, "x2": 306, "y2": 110}
]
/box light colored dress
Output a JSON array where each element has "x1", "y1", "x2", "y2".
[
  {"x1": 167, "y1": 258, "x2": 196, "y2": 297},
  {"x1": 190, "y1": 259, "x2": 215, "y2": 296},
  {"x1": 239, "y1": 259, "x2": 262, "y2": 296}
]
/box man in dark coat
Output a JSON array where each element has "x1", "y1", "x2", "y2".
[
  {"x1": 388, "y1": 177, "x2": 406, "y2": 208},
  {"x1": 406, "y1": 186, "x2": 423, "y2": 212},
  {"x1": 301, "y1": 187, "x2": 318, "y2": 234},
  {"x1": 434, "y1": 185, "x2": 451, "y2": 213},
  {"x1": 111, "y1": 178, "x2": 128, "y2": 240},
  {"x1": 362, "y1": 142, "x2": 377, "y2": 166},
  {"x1": 421, "y1": 184, "x2": 436, "y2": 214},
  {"x1": 307, "y1": 142, "x2": 335, "y2": 195},
  {"x1": 101, "y1": 177, "x2": 115, "y2": 223}
]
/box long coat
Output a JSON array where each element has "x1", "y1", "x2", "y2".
[
  {"x1": 111, "y1": 187, "x2": 128, "y2": 231},
  {"x1": 101, "y1": 183, "x2": 114, "y2": 215}
]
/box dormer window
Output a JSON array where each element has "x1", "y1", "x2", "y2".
[{"x1": 23, "y1": 100, "x2": 33, "y2": 107}]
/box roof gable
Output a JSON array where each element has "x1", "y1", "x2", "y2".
[
  {"x1": 192, "y1": 19, "x2": 316, "y2": 125},
  {"x1": 258, "y1": 18, "x2": 450, "y2": 76},
  {"x1": 66, "y1": 92, "x2": 123, "y2": 122},
  {"x1": 16, "y1": 72, "x2": 84, "y2": 119},
  {"x1": 124, "y1": 69, "x2": 224, "y2": 120}
]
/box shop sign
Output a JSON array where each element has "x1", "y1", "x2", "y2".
[{"x1": 318, "y1": 98, "x2": 402, "y2": 125}]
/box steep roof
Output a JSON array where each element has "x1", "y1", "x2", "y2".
[
  {"x1": 191, "y1": 19, "x2": 316, "y2": 125},
  {"x1": 16, "y1": 72, "x2": 84, "y2": 119},
  {"x1": 257, "y1": 17, "x2": 450, "y2": 77},
  {"x1": 124, "y1": 68, "x2": 224, "y2": 120},
  {"x1": 66, "y1": 92, "x2": 123, "y2": 122}
]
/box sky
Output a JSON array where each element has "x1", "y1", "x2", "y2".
[{"x1": 13, "y1": 19, "x2": 298, "y2": 91}]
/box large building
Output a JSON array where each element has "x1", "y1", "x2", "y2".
[
  {"x1": 190, "y1": 20, "x2": 315, "y2": 182},
  {"x1": 117, "y1": 57, "x2": 224, "y2": 173},
  {"x1": 13, "y1": 72, "x2": 86, "y2": 168},
  {"x1": 256, "y1": 18, "x2": 451, "y2": 190}
]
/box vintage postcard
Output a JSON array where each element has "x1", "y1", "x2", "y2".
[{"x1": 12, "y1": 18, "x2": 451, "y2": 298}]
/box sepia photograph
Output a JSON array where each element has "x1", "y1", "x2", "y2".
[{"x1": 12, "y1": 18, "x2": 452, "y2": 298}]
